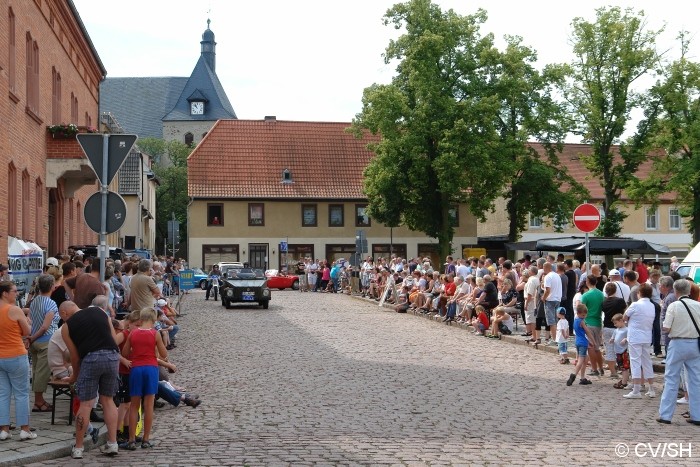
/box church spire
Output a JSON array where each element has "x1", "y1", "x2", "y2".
[{"x1": 201, "y1": 19, "x2": 216, "y2": 71}]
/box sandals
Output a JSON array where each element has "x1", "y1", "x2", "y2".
[
  {"x1": 141, "y1": 440, "x2": 154, "y2": 448},
  {"x1": 682, "y1": 411, "x2": 690, "y2": 419},
  {"x1": 32, "y1": 402, "x2": 53, "y2": 412},
  {"x1": 613, "y1": 381, "x2": 626, "y2": 389}
]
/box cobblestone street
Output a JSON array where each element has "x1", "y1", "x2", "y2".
[{"x1": 26, "y1": 290, "x2": 697, "y2": 466}]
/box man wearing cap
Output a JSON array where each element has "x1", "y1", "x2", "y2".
[
  {"x1": 46, "y1": 257, "x2": 59, "y2": 268},
  {"x1": 608, "y1": 269, "x2": 630, "y2": 303}
]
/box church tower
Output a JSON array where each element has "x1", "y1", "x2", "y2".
[
  {"x1": 201, "y1": 19, "x2": 216, "y2": 72},
  {"x1": 161, "y1": 19, "x2": 237, "y2": 149}
]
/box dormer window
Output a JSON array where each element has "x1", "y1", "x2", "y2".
[
  {"x1": 187, "y1": 89, "x2": 209, "y2": 116},
  {"x1": 282, "y1": 168, "x2": 292, "y2": 183}
]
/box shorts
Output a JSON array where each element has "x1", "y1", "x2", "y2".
[
  {"x1": 603, "y1": 328, "x2": 616, "y2": 361},
  {"x1": 535, "y1": 315, "x2": 548, "y2": 330},
  {"x1": 117, "y1": 373, "x2": 131, "y2": 403},
  {"x1": 498, "y1": 322, "x2": 512, "y2": 335},
  {"x1": 588, "y1": 326, "x2": 603, "y2": 348},
  {"x1": 477, "y1": 322, "x2": 487, "y2": 332},
  {"x1": 524, "y1": 305, "x2": 536, "y2": 325},
  {"x1": 75, "y1": 349, "x2": 119, "y2": 401},
  {"x1": 616, "y1": 351, "x2": 630, "y2": 371},
  {"x1": 129, "y1": 366, "x2": 159, "y2": 397},
  {"x1": 576, "y1": 345, "x2": 589, "y2": 357},
  {"x1": 544, "y1": 301, "x2": 559, "y2": 326},
  {"x1": 558, "y1": 342, "x2": 568, "y2": 355}
]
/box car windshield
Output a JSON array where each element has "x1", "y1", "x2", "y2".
[
  {"x1": 226, "y1": 268, "x2": 265, "y2": 280},
  {"x1": 192, "y1": 268, "x2": 204, "y2": 275}
]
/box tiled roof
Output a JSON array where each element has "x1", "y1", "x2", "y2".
[
  {"x1": 544, "y1": 143, "x2": 675, "y2": 202},
  {"x1": 162, "y1": 56, "x2": 237, "y2": 121},
  {"x1": 100, "y1": 77, "x2": 188, "y2": 139},
  {"x1": 188, "y1": 120, "x2": 378, "y2": 199},
  {"x1": 188, "y1": 126, "x2": 672, "y2": 202}
]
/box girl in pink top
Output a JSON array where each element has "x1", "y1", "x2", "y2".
[{"x1": 121, "y1": 307, "x2": 167, "y2": 449}]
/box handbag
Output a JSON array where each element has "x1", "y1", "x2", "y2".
[{"x1": 678, "y1": 298, "x2": 700, "y2": 353}]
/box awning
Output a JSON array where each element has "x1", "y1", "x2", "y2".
[{"x1": 505, "y1": 237, "x2": 671, "y2": 255}]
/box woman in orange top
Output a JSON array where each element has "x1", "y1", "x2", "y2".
[{"x1": 0, "y1": 281, "x2": 34, "y2": 440}]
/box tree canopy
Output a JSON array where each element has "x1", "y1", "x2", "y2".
[
  {"x1": 138, "y1": 137, "x2": 191, "y2": 254},
  {"x1": 352, "y1": 0, "x2": 588, "y2": 254},
  {"x1": 627, "y1": 33, "x2": 700, "y2": 244},
  {"x1": 552, "y1": 6, "x2": 663, "y2": 237}
]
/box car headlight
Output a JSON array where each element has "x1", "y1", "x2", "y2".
[
  {"x1": 262, "y1": 288, "x2": 270, "y2": 297},
  {"x1": 226, "y1": 289, "x2": 234, "y2": 297}
]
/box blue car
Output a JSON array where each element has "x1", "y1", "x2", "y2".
[{"x1": 193, "y1": 268, "x2": 209, "y2": 289}]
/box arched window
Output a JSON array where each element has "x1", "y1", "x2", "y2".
[
  {"x1": 184, "y1": 132, "x2": 194, "y2": 147},
  {"x1": 9, "y1": 8, "x2": 16, "y2": 94},
  {"x1": 52, "y1": 67, "x2": 61, "y2": 123},
  {"x1": 8, "y1": 163, "x2": 17, "y2": 235},
  {"x1": 26, "y1": 33, "x2": 39, "y2": 113},
  {"x1": 35, "y1": 178, "x2": 43, "y2": 243},
  {"x1": 22, "y1": 170, "x2": 30, "y2": 239}
]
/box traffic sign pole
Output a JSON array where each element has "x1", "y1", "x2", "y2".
[
  {"x1": 77, "y1": 133, "x2": 137, "y2": 283},
  {"x1": 99, "y1": 134, "x2": 109, "y2": 283},
  {"x1": 573, "y1": 202, "x2": 601, "y2": 275}
]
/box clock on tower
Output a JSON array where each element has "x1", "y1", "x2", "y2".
[{"x1": 191, "y1": 101, "x2": 204, "y2": 115}]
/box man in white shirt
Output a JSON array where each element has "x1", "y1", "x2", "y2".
[
  {"x1": 455, "y1": 259, "x2": 469, "y2": 279},
  {"x1": 658, "y1": 279, "x2": 700, "y2": 424},
  {"x1": 542, "y1": 262, "x2": 562, "y2": 343}
]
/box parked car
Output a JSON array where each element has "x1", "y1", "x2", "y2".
[
  {"x1": 220, "y1": 267, "x2": 271, "y2": 309},
  {"x1": 192, "y1": 268, "x2": 209, "y2": 289},
  {"x1": 265, "y1": 269, "x2": 300, "y2": 290}
]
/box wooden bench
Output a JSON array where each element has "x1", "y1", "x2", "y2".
[{"x1": 48, "y1": 379, "x2": 74, "y2": 425}]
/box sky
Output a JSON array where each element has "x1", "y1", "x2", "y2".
[{"x1": 72, "y1": 0, "x2": 700, "y2": 126}]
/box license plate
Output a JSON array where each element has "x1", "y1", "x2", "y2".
[{"x1": 242, "y1": 292, "x2": 255, "y2": 301}]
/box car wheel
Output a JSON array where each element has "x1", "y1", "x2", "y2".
[
  {"x1": 292, "y1": 280, "x2": 299, "y2": 290},
  {"x1": 199, "y1": 280, "x2": 207, "y2": 290},
  {"x1": 261, "y1": 301, "x2": 269, "y2": 309},
  {"x1": 225, "y1": 299, "x2": 232, "y2": 309}
]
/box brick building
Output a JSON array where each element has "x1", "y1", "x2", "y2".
[{"x1": 0, "y1": 0, "x2": 106, "y2": 266}]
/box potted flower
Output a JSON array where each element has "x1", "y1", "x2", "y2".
[{"x1": 47, "y1": 123, "x2": 79, "y2": 138}]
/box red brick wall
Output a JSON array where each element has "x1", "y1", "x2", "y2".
[{"x1": 0, "y1": 0, "x2": 103, "y2": 261}]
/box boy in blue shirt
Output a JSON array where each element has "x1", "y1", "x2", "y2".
[{"x1": 567, "y1": 303, "x2": 596, "y2": 386}]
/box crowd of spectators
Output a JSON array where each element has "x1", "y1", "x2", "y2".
[
  {"x1": 353, "y1": 252, "x2": 699, "y2": 425},
  {"x1": 0, "y1": 251, "x2": 199, "y2": 458}
]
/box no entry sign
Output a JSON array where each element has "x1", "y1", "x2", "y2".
[{"x1": 573, "y1": 203, "x2": 601, "y2": 233}]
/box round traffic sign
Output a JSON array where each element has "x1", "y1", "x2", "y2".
[
  {"x1": 84, "y1": 191, "x2": 127, "y2": 234},
  {"x1": 573, "y1": 203, "x2": 601, "y2": 233}
]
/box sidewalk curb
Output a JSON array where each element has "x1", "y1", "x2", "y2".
[
  {"x1": 0, "y1": 430, "x2": 106, "y2": 467},
  {"x1": 351, "y1": 294, "x2": 666, "y2": 375}
]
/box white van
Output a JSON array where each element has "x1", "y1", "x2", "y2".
[{"x1": 676, "y1": 242, "x2": 700, "y2": 283}]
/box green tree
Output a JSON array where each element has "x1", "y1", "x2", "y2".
[
  {"x1": 138, "y1": 138, "x2": 192, "y2": 254},
  {"x1": 352, "y1": 0, "x2": 510, "y2": 257},
  {"x1": 628, "y1": 34, "x2": 700, "y2": 244},
  {"x1": 491, "y1": 36, "x2": 589, "y2": 241},
  {"x1": 553, "y1": 7, "x2": 663, "y2": 237}
]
